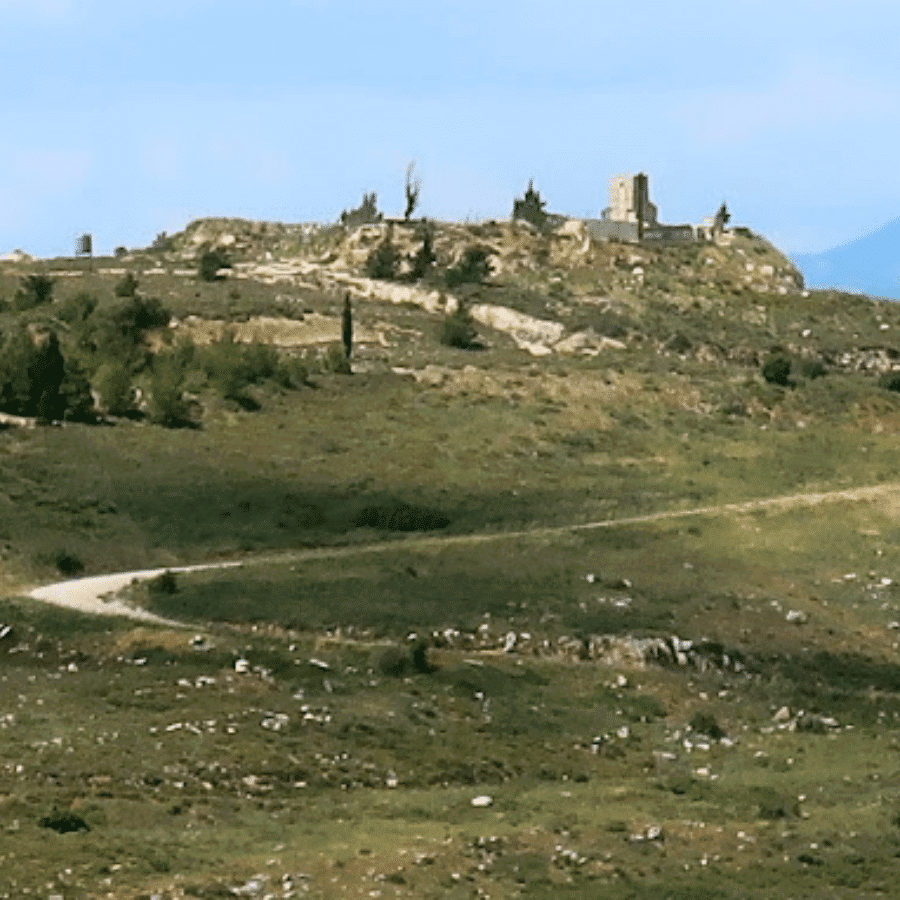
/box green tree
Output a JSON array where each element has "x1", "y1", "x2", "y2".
[
  {"x1": 409, "y1": 225, "x2": 436, "y2": 280},
  {"x1": 366, "y1": 231, "x2": 400, "y2": 280},
  {"x1": 445, "y1": 246, "x2": 492, "y2": 287},
  {"x1": 340, "y1": 191, "x2": 382, "y2": 228},
  {"x1": 342, "y1": 294, "x2": 353, "y2": 359},
  {"x1": 198, "y1": 249, "x2": 231, "y2": 282},
  {"x1": 512, "y1": 179, "x2": 548, "y2": 231},
  {"x1": 149, "y1": 351, "x2": 191, "y2": 427},
  {"x1": 14, "y1": 274, "x2": 55, "y2": 311}
]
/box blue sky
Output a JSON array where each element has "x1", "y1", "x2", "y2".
[{"x1": 1, "y1": 0, "x2": 898, "y2": 258}]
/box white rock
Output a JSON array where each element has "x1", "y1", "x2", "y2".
[
  {"x1": 471, "y1": 795, "x2": 493, "y2": 807},
  {"x1": 234, "y1": 658, "x2": 250, "y2": 674},
  {"x1": 773, "y1": 705, "x2": 791, "y2": 722}
]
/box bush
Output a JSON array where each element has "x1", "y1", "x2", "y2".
[
  {"x1": 365, "y1": 234, "x2": 400, "y2": 280},
  {"x1": 39, "y1": 806, "x2": 89, "y2": 833},
  {"x1": 54, "y1": 550, "x2": 85, "y2": 576},
  {"x1": 440, "y1": 304, "x2": 479, "y2": 349},
  {"x1": 879, "y1": 371, "x2": 900, "y2": 392},
  {"x1": 353, "y1": 500, "x2": 449, "y2": 532},
  {"x1": 91, "y1": 362, "x2": 134, "y2": 417},
  {"x1": 114, "y1": 271, "x2": 139, "y2": 297},
  {"x1": 147, "y1": 570, "x2": 178, "y2": 595},
  {"x1": 445, "y1": 247, "x2": 492, "y2": 287},
  {"x1": 198, "y1": 248, "x2": 231, "y2": 282},
  {"x1": 408, "y1": 226, "x2": 436, "y2": 280},
  {"x1": 688, "y1": 710, "x2": 726, "y2": 740},
  {"x1": 762, "y1": 354, "x2": 792, "y2": 386},
  {"x1": 149, "y1": 352, "x2": 192, "y2": 427},
  {"x1": 57, "y1": 291, "x2": 97, "y2": 325},
  {"x1": 14, "y1": 274, "x2": 54, "y2": 311},
  {"x1": 340, "y1": 191, "x2": 382, "y2": 228},
  {"x1": 319, "y1": 343, "x2": 352, "y2": 375}
]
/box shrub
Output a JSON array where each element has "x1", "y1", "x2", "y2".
[
  {"x1": 340, "y1": 191, "x2": 382, "y2": 228},
  {"x1": 147, "y1": 570, "x2": 178, "y2": 595},
  {"x1": 198, "y1": 248, "x2": 231, "y2": 282},
  {"x1": 151, "y1": 231, "x2": 173, "y2": 252},
  {"x1": 353, "y1": 500, "x2": 449, "y2": 532},
  {"x1": 149, "y1": 352, "x2": 192, "y2": 427},
  {"x1": 375, "y1": 644, "x2": 410, "y2": 677},
  {"x1": 341, "y1": 294, "x2": 353, "y2": 359},
  {"x1": 92, "y1": 362, "x2": 134, "y2": 417},
  {"x1": 688, "y1": 710, "x2": 726, "y2": 740},
  {"x1": 879, "y1": 371, "x2": 900, "y2": 392},
  {"x1": 114, "y1": 246, "x2": 128, "y2": 258},
  {"x1": 440, "y1": 303, "x2": 479, "y2": 349},
  {"x1": 57, "y1": 291, "x2": 97, "y2": 325},
  {"x1": 761, "y1": 354, "x2": 792, "y2": 386},
  {"x1": 320, "y1": 343, "x2": 352, "y2": 375},
  {"x1": 39, "y1": 806, "x2": 89, "y2": 833},
  {"x1": 14, "y1": 273, "x2": 54, "y2": 311},
  {"x1": 114, "y1": 271, "x2": 139, "y2": 297},
  {"x1": 365, "y1": 234, "x2": 400, "y2": 280},
  {"x1": 54, "y1": 550, "x2": 85, "y2": 576},
  {"x1": 408, "y1": 225, "x2": 436, "y2": 280},
  {"x1": 445, "y1": 246, "x2": 492, "y2": 287}
]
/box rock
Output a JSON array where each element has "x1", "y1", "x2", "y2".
[
  {"x1": 234, "y1": 658, "x2": 250, "y2": 674},
  {"x1": 773, "y1": 706, "x2": 791, "y2": 722},
  {"x1": 503, "y1": 631, "x2": 517, "y2": 653},
  {"x1": 786, "y1": 609, "x2": 808, "y2": 624},
  {"x1": 471, "y1": 795, "x2": 493, "y2": 807}
]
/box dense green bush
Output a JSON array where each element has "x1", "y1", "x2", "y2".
[
  {"x1": 445, "y1": 246, "x2": 492, "y2": 287},
  {"x1": 408, "y1": 226, "x2": 436, "y2": 280},
  {"x1": 13, "y1": 274, "x2": 54, "y2": 311},
  {"x1": 440, "y1": 303, "x2": 479, "y2": 349},
  {"x1": 0, "y1": 327, "x2": 67, "y2": 419},
  {"x1": 114, "y1": 271, "x2": 139, "y2": 297},
  {"x1": 879, "y1": 371, "x2": 900, "y2": 392},
  {"x1": 149, "y1": 351, "x2": 192, "y2": 427},
  {"x1": 761, "y1": 353, "x2": 792, "y2": 387},
  {"x1": 688, "y1": 710, "x2": 726, "y2": 740},
  {"x1": 198, "y1": 248, "x2": 231, "y2": 282},
  {"x1": 365, "y1": 234, "x2": 400, "y2": 280},
  {"x1": 57, "y1": 291, "x2": 97, "y2": 325},
  {"x1": 91, "y1": 362, "x2": 134, "y2": 417},
  {"x1": 798, "y1": 358, "x2": 827, "y2": 380}
]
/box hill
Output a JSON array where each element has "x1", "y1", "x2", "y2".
[
  {"x1": 5, "y1": 216, "x2": 900, "y2": 898},
  {"x1": 791, "y1": 217, "x2": 900, "y2": 300}
]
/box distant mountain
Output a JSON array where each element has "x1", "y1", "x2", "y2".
[{"x1": 791, "y1": 217, "x2": 900, "y2": 300}]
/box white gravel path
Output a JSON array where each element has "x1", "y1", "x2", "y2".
[
  {"x1": 21, "y1": 480, "x2": 900, "y2": 625},
  {"x1": 27, "y1": 562, "x2": 244, "y2": 626}
]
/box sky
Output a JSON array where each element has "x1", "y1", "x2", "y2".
[{"x1": 1, "y1": 0, "x2": 898, "y2": 259}]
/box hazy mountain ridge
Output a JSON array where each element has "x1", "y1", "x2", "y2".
[{"x1": 791, "y1": 217, "x2": 900, "y2": 300}]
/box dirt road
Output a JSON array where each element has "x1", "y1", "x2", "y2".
[{"x1": 21, "y1": 481, "x2": 898, "y2": 623}]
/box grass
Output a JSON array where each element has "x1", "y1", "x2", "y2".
[{"x1": 6, "y1": 226, "x2": 900, "y2": 895}]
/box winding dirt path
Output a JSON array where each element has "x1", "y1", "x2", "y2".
[{"x1": 21, "y1": 481, "x2": 899, "y2": 624}]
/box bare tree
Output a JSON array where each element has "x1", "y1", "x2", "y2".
[{"x1": 404, "y1": 162, "x2": 421, "y2": 220}]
